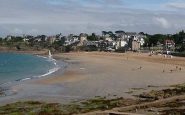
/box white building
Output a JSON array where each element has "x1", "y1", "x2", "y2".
[
  {"x1": 78, "y1": 33, "x2": 88, "y2": 46},
  {"x1": 115, "y1": 40, "x2": 128, "y2": 50}
]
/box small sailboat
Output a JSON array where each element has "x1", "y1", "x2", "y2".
[{"x1": 48, "y1": 50, "x2": 52, "y2": 59}]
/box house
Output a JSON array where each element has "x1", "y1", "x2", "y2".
[
  {"x1": 104, "y1": 34, "x2": 113, "y2": 42},
  {"x1": 78, "y1": 33, "x2": 88, "y2": 46},
  {"x1": 115, "y1": 31, "x2": 127, "y2": 41},
  {"x1": 55, "y1": 33, "x2": 63, "y2": 42},
  {"x1": 23, "y1": 35, "x2": 33, "y2": 42},
  {"x1": 56, "y1": 33, "x2": 62, "y2": 38},
  {"x1": 64, "y1": 36, "x2": 70, "y2": 46},
  {"x1": 64, "y1": 34, "x2": 72, "y2": 46},
  {"x1": 47, "y1": 36, "x2": 56, "y2": 44},
  {"x1": 125, "y1": 32, "x2": 146, "y2": 51},
  {"x1": 125, "y1": 32, "x2": 137, "y2": 39},
  {"x1": 183, "y1": 38, "x2": 185, "y2": 44},
  {"x1": 64, "y1": 34, "x2": 80, "y2": 46},
  {"x1": 115, "y1": 40, "x2": 128, "y2": 50},
  {"x1": 164, "y1": 39, "x2": 175, "y2": 51},
  {"x1": 137, "y1": 33, "x2": 146, "y2": 46},
  {"x1": 84, "y1": 41, "x2": 99, "y2": 51},
  {"x1": 85, "y1": 41, "x2": 98, "y2": 47},
  {"x1": 127, "y1": 35, "x2": 140, "y2": 51},
  {"x1": 98, "y1": 40, "x2": 107, "y2": 51},
  {"x1": 132, "y1": 40, "x2": 141, "y2": 51},
  {"x1": 72, "y1": 35, "x2": 79, "y2": 42},
  {"x1": 5, "y1": 35, "x2": 12, "y2": 41},
  {"x1": 33, "y1": 37, "x2": 41, "y2": 42},
  {"x1": 139, "y1": 38, "x2": 145, "y2": 46}
]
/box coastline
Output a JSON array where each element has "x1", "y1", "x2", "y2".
[
  {"x1": 0, "y1": 51, "x2": 185, "y2": 114},
  {"x1": 0, "y1": 47, "x2": 48, "y2": 55},
  {"x1": 0, "y1": 50, "x2": 66, "y2": 99}
]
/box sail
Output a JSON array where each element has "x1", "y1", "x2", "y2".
[{"x1": 48, "y1": 50, "x2": 52, "y2": 58}]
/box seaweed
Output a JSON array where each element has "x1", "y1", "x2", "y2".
[{"x1": 0, "y1": 97, "x2": 138, "y2": 115}]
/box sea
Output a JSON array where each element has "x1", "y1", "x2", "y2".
[{"x1": 0, "y1": 52, "x2": 60, "y2": 85}]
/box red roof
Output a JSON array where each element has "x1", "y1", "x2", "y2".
[{"x1": 164, "y1": 39, "x2": 175, "y2": 45}]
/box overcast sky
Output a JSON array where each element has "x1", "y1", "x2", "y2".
[{"x1": 1, "y1": 0, "x2": 185, "y2": 36}]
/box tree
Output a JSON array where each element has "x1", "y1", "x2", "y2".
[
  {"x1": 0, "y1": 38, "x2": 3, "y2": 42},
  {"x1": 52, "y1": 40, "x2": 64, "y2": 48},
  {"x1": 139, "y1": 32, "x2": 145, "y2": 35},
  {"x1": 147, "y1": 34, "x2": 167, "y2": 47},
  {"x1": 102, "y1": 31, "x2": 107, "y2": 37},
  {"x1": 10, "y1": 36, "x2": 24, "y2": 42},
  {"x1": 40, "y1": 35, "x2": 47, "y2": 41},
  {"x1": 107, "y1": 31, "x2": 113, "y2": 35},
  {"x1": 115, "y1": 30, "x2": 125, "y2": 34},
  {"x1": 143, "y1": 36, "x2": 149, "y2": 47},
  {"x1": 87, "y1": 33, "x2": 98, "y2": 41}
]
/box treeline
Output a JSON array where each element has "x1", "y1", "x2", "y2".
[
  {"x1": 0, "y1": 36, "x2": 27, "y2": 50},
  {"x1": 0, "y1": 30, "x2": 185, "y2": 52},
  {"x1": 0, "y1": 36, "x2": 65, "y2": 52},
  {"x1": 144, "y1": 30, "x2": 185, "y2": 52}
]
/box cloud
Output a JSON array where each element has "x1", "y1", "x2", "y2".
[
  {"x1": 153, "y1": 17, "x2": 171, "y2": 29},
  {"x1": 165, "y1": 1, "x2": 185, "y2": 10},
  {"x1": 0, "y1": 0, "x2": 185, "y2": 36}
]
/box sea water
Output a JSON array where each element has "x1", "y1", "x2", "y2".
[{"x1": 0, "y1": 52, "x2": 59, "y2": 85}]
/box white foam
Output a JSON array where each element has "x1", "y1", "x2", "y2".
[
  {"x1": 32, "y1": 55, "x2": 60, "y2": 78},
  {"x1": 36, "y1": 67, "x2": 60, "y2": 78},
  {"x1": 0, "y1": 55, "x2": 61, "y2": 86},
  {"x1": 19, "y1": 55, "x2": 60, "y2": 81},
  {"x1": 20, "y1": 77, "x2": 31, "y2": 81},
  {"x1": 17, "y1": 66, "x2": 60, "y2": 82},
  {"x1": 37, "y1": 55, "x2": 48, "y2": 59}
]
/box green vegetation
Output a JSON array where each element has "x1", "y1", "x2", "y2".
[
  {"x1": 0, "y1": 97, "x2": 138, "y2": 115},
  {"x1": 87, "y1": 33, "x2": 100, "y2": 41},
  {"x1": 171, "y1": 51, "x2": 185, "y2": 57},
  {"x1": 0, "y1": 35, "x2": 66, "y2": 52},
  {"x1": 0, "y1": 30, "x2": 185, "y2": 53},
  {"x1": 145, "y1": 34, "x2": 166, "y2": 47},
  {"x1": 138, "y1": 83, "x2": 185, "y2": 101},
  {"x1": 144, "y1": 30, "x2": 185, "y2": 52},
  {"x1": 1, "y1": 85, "x2": 185, "y2": 115},
  {"x1": 124, "y1": 84, "x2": 185, "y2": 115}
]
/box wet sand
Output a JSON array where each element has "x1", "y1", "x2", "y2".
[{"x1": 0, "y1": 52, "x2": 185, "y2": 105}]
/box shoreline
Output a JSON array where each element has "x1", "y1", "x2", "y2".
[
  {"x1": 0, "y1": 49, "x2": 48, "y2": 55},
  {"x1": 0, "y1": 51, "x2": 185, "y2": 114},
  {"x1": 34, "y1": 52, "x2": 185, "y2": 97},
  {"x1": 0, "y1": 51, "x2": 66, "y2": 99}
]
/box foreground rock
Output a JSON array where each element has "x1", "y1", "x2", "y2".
[
  {"x1": 138, "y1": 87, "x2": 185, "y2": 101},
  {"x1": 1, "y1": 86, "x2": 185, "y2": 115}
]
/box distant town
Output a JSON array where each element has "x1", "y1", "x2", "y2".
[{"x1": 0, "y1": 30, "x2": 185, "y2": 56}]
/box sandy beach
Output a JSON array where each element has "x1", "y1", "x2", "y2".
[{"x1": 0, "y1": 52, "x2": 185, "y2": 106}]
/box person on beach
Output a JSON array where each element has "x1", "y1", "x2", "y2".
[{"x1": 138, "y1": 66, "x2": 142, "y2": 70}]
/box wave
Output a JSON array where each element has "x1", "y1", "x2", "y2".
[
  {"x1": 18, "y1": 66, "x2": 60, "y2": 81},
  {"x1": 36, "y1": 55, "x2": 48, "y2": 59},
  {"x1": 20, "y1": 55, "x2": 60, "y2": 80},
  {"x1": 19, "y1": 77, "x2": 31, "y2": 81},
  {"x1": 37, "y1": 55, "x2": 57, "y2": 65},
  {"x1": 33, "y1": 66, "x2": 60, "y2": 78}
]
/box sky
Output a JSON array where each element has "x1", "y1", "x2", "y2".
[{"x1": 1, "y1": 0, "x2": 185, "y2": 36}]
